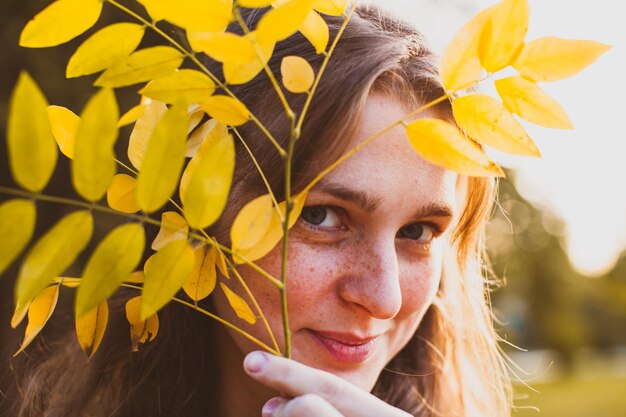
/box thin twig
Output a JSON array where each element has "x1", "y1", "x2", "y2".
[
  {"x1": 231, "y1": 127, "x2": 283, "y2": 221},
  {"x1": 119, "y1": 283, "x2": 280, "y2": 355},
  {"x1": 295, "y1": 3, "x2": 359, "y2": 133},
  {"x1": 302, "y1": 93, "x2": 450, "y2": 193},
  {"x1": 232, "y1": 7, "x2": 295, "y2": 123},
  {"x1": 105, "y1": 0, "x2": 285, "y2": 157},
  {"x1": 197, "y1": 228, "x2": 281, "y2": 353}
]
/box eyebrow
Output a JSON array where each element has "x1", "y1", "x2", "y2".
[{"x1": 315, "y1": 180, "x2": 455, "y2": 220}]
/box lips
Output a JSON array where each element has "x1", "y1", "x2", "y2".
[{"x1": 306, "y1": 329, "x2": 379, "y2": 363}]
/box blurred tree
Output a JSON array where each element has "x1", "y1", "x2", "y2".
[{"x1": 489, "y1": 173, "x2": 626, "y2": 373}]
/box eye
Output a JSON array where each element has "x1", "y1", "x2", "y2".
[
  {"x1": 397, "y1": 223, "x2": 437, "y2": 243},
  {"x1": 300, "y1": 206, "x2": 342, "y2": 228}
]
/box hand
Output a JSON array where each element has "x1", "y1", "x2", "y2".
[{"x1": 243, "y1": 351, "x2": 413, "y2": 417}]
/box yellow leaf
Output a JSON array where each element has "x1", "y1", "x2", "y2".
[
  {"x1": 0, "y1": 199, "x2": 36, "y2": 276},
  {"x1": 136, "y1": 105, "x2": 188, "y2": 213},
  {"x1": 143, "y1": 254, "x2": 155, "y2": 275},
  {"x1": 213, "y1": 238, "x2": 230, "y2": 278},
  {"x1": 243, "y1": 206, "x2": 285, "y2": 263},
  {"x1": 15, "y1": 286, "x2": 59, "y2": 355},
  {"x1": 230, "y1": 194, "x2": 274, "y2": 252},
  {"x1": 71, "y1": 88, "x2": 119, "y2": 202},
  {"x1": 234, "y1": 191, "x2": 307, "y2": 263},
  {"x1": 220, "y1": 282, "x2": 256, "y2": 324},
  {"x1": 55, "y1": 276, "x2": 82, "y2": 288},
  {"x1": 440, "y1": 7, "x2": 494, "y2": 92},
  {"x1": 495, "y1": 76, "x2": 573, "y2": 129},
  {"x1": 75, "y1": 300, "x2": 108, "y2": 359},
  {"x1": 151, "y1": 211, "x2": 189, "y2": 251},
  {"x1": 141, "y1": 240, "x2": 195, "y2": 319},
  {"x1": 405, "y1": 118, "x2": 504, "y2": 177},
  {"x1": 299, "y1": 10, "x2": 329, "y2": 54},
  {"x1": 7, "y1": 72, "x2": 57, "y2": 193},
  {"x1": 223, "y1": 33, "x2": 275, "y2": 85},
  {"x1": 180, "y1": 122, "x2": 235, "y2": 229},
  {"x1": 513, "y1": 37, "x2": 611, "y2": 82},
  {"x1": 15, "y1": 210, "x2": 93, "y2": 309},
  {"x1": 187, "y1": 104, "x2": 205, "y2": 133},
  {"x1": 186, "y1": 119, "x2": 216, "y2": 157},
  {"x1": 182, "y1": 244, "x2": 217, "y2": 302},
  {"x1": 107, "y1": 174, "x2": 141, "y2": 213},
  {"x1": 95, "y1": 46, "x2": 184, "y2": 88},
  {"x1": 139, "y1": 69, "x2": 215, "y2": 104},
  {"x1": 76, "y1": 223, "x2": 145, "y2": 318},
  {"x1": 46, "y1": 105, "x2": 79, "y2": 159},
  {"x1": 452, "y1": 94, "x2": 540, "y2": 157},
  {"x1": 19, "y1": 0, "x2": 103, "y2": 48},
  {"x1": 238, "y1": 0, "x2": 273, "y2": 6},
  {"x1": 126, "y1": 271, "x2": 145, "y2": 284},
  {"x1": 11, "y1": 301, "x2": 30, "y2": 329},
  {"x1": 128, "y1": 98, "x2": 168, "y2": 170},
  {"x1": 137, "y1": 0, "x2": 232, "y2": 32},
  {"x1": 125, "y1": 296, "x2": 159, "y2": 351},
  {"x1": 118, "y1": 104, "x2": 146, "y2": 128},
  {"x1": 281, "y1": 55, "x2": 314, "y2": 93},
  {"x1": 289, "y1": 191, "x2": 309, "y2": 228},
  {"x1": 257, "y1": 0, "x2": 315, "y2": 43},
  {"x1": 478, "y1": 0, "x2": 528, "y2": 73},
  {"x1": 312, "y1": 0, "x2": 347, "y2": 16},
  {"x1": 201, "y1": 95, "x2": 250, "y2": 126},
  {"x1": 66, "y1": 23, "x2": 145, "y2": 78},
  {"x1": 188, "y1": 31, "x2": 256, "y2": 63}
]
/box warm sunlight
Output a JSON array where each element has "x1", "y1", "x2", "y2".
[{"x1": 371, "y1": 0, "x2": 625, "y2": 276}]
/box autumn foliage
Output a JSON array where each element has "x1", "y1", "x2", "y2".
[{"x1": 1, "y1": 0, "x2": 609, "y2": 360}]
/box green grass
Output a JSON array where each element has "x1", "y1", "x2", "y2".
[{"x1": 512, "y1": 377, "x2": 626, "y2": 417}]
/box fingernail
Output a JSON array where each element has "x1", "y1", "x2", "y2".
[
  {"x1": 244, "y1": 351, "x2": 268, "y2": 374},
  {"x1": 262, "y1": 397, "x2": 282, "y2": 417}
]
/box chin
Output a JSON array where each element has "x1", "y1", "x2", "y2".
[
  {"x1": 329, "y1": 366, "x2": 381, "y2": 392},
  {"x1": 293, "y1": 349, "x2": 385, "y2": 392}
]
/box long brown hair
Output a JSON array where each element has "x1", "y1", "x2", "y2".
[{"x1": 7, "y1": 5, "x2": 511, "y2": 416}]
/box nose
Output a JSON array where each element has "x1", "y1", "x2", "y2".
[{"x1": 337, "y1": 238, "x2": 402, "y2": 320}]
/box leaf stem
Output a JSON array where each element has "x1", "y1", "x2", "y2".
[
  {"x1": 225, "y1": 254, "x2": 281, "y2": 354},
  {"x1": 302, "y1": 93, "x2": 450, "y2": 193},
  {"x1": 278, "y1": 113, "x2": 299, "y2": 358},
  {"x1": 119, "y1": 283, "x2": 280, "y2": 355},
  {"x1": 105, "y1": 0, "x2": 285, "y2": 157},
  {"x1": 114, "y1": 158, "x2": 137, "y2": 176},
  {"x1": 232, "y1": 7, "x2": 295, "y2": 123},
  {"x1": 295, "y1": 3, "x2": 358, "y2": 134},
  {"x1": 196, "y1": 228, "x2": 280, "y2": 353},
  {"x1": 207, "y1": 238, "x2": 284, "y2": 289},
  {"x1": 231, "y1": 127, "x2": 283, "y2": 221},
  {"x1": 0, "y1": 186, "x2": 161, "y2": 227},
  {"x1": 1, "y1": 184, "x2": 284, "y2": 291}
]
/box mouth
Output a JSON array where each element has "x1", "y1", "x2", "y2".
[{"x1": 305, "y1": 329, "x2": 379, "y2": 364}]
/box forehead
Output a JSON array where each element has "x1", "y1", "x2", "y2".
[{"x1": 313, "y1": 95, "x2": 460, "y2": 214}]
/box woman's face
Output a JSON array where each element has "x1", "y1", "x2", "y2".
[{"x1": 214, "y1": 94, "x2": 461, "y2": 391}]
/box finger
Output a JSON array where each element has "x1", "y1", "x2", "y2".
[
  {"x1": 244, "y1": 351, "x2": 411, "y2": 417},
  {"x1": 263, "y1": 395, "x2": 343, "y2": 417}
]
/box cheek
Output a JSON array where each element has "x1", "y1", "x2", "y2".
[
  {"x1": 282, "y1": 243, "x2": 339, "y2": 318},
  {"x1": 397, "y1": 248, "x2": 443, "y2": 317},
  {"x1": 229, "y1": 242, "x2": 337, "y2": 329}
]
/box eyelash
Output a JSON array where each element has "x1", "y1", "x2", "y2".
[
  {"x1": 299, "y1": 205, "x2": 443, "y2": 245},
  {"x1": 299, "y1": 205, "x2": 346, "y2": 234}
]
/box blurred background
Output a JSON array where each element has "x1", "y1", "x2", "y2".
[{"x1": 1, "y1": 0, "x2": 625, "y2": 416}]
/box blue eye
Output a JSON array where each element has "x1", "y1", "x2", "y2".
[
  {"x1": 397, "y1": 223, "x2": 436, "y2": 242},
  {"x1": 300, "y1": 206, "x2": 342, "y2": 228}
]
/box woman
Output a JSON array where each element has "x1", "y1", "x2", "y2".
[{"x1": 9, "y1": 5, "x2": 511, "y2": 417}]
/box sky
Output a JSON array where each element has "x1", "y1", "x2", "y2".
[{"x1": 367, "y1": 0, "x2": 625, "y2": 276}]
